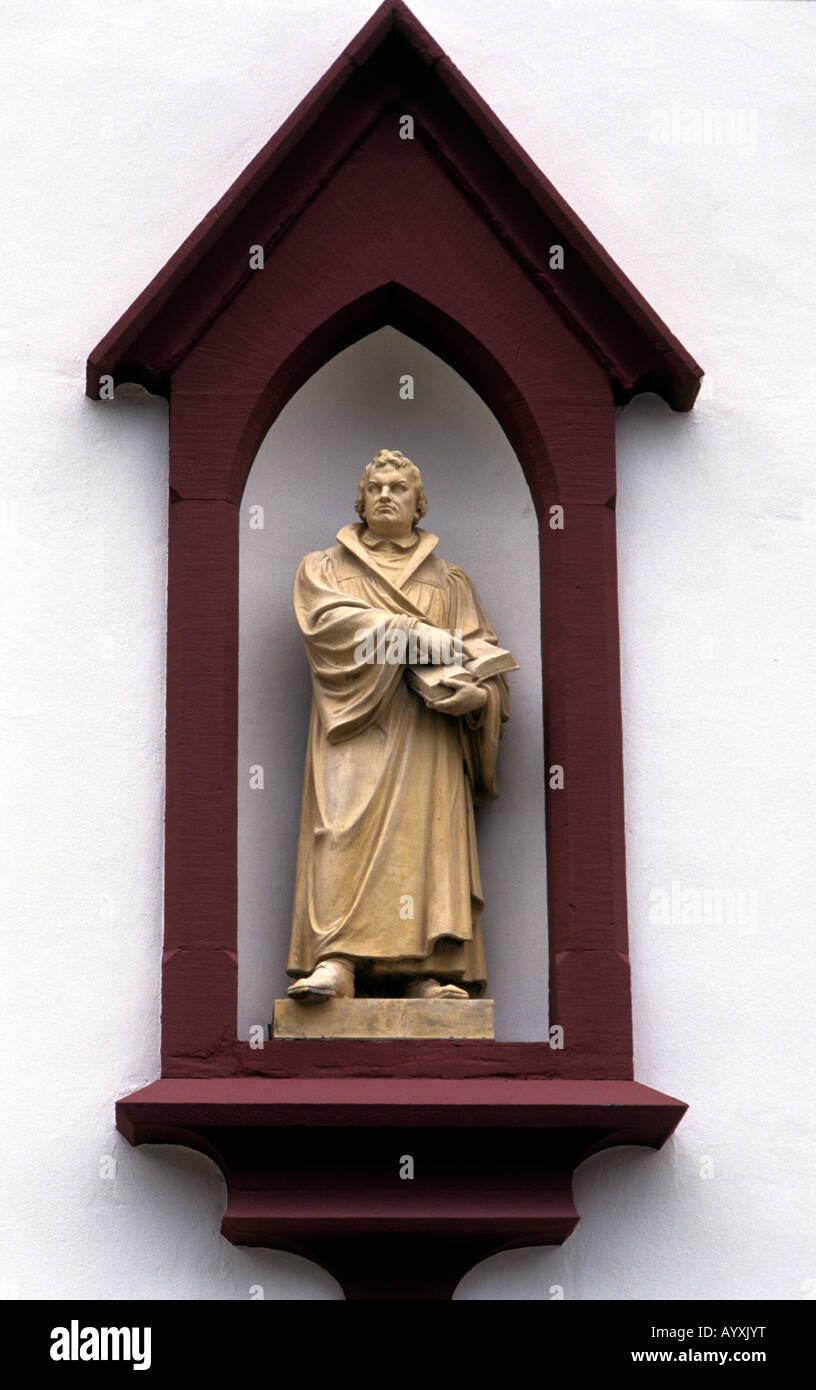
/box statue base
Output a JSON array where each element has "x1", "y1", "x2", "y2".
[{"x1": 272, "y1": 996, "x2": 494, "y2": 1040}]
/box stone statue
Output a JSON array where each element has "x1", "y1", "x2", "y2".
[{"x1": 286, "y1": 449, "x2": 515, "y2": 1005}]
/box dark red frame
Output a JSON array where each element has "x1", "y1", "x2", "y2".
[{"x1": 90, "y1": 1, "x2": 700, "y2": 1297}]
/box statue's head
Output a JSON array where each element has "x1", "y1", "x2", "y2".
[{"x1": 355, "y1": 449, "x2": 428, "y2": 537}]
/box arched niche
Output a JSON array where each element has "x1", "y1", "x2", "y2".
[
  {"x1": 158, "y1": 261, "x2": 631, "y2": 1076},
  {"x1": 94, "y1": 0, "x2": 700, "y2": 1299},
  {"x1": 237, "y1": 326, "x2": 548, "y2": 1041}
]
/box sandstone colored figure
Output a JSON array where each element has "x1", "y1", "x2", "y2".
[{"x1": 286, "y1": 450, "x2": 513, "y2": 1003}]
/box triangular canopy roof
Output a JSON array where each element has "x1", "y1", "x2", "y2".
[{"x1": 87, "y1": 0, "x2": 702, "y2": 409}]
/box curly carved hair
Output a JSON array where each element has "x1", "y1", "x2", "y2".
[{"x1": 354, "y1": 449, "x2": 428, "y2": 525}]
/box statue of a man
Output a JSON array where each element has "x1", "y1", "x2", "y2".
[{"x1": 286, "y1": 449, "x2": 512, "y2": 1003}]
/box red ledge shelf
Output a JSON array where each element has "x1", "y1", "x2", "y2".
[
  {"x1": 117, "y1": 1077, "x2": 685, "y2": 1300},
  {"x1": 117, "y1": 1076, "x2": 684, "y2": 1132}
]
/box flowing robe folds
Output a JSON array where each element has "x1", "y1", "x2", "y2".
[{"x1": 287, "y1": 523, "x2": 510, "y2": 995}]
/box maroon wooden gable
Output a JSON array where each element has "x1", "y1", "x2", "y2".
[{"x1": 93, "y1": 0, "x2": 701, "y2": 1299}]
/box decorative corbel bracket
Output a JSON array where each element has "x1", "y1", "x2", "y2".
[{"x1": 118, "y1": 1075, "x2": 686, "y2": 1300}]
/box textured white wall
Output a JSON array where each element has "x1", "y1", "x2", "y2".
[{"x1": 2, "y1": 0, "x2": 814, "y2": 1301}]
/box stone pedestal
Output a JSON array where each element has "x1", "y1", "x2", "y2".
[{"x1": 272, "y1": 996, "x2": 495, "y2": 1040}]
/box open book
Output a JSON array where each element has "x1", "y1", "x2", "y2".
[{"x1": 406, "y1": 639, "x2": 518, "y2": 706}]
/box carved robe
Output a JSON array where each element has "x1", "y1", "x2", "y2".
[{"x1": 286, "y1": 522, "x2": 509, "y2": 995}]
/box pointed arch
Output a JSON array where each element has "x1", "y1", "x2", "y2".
[{"x1": 232, "y1": 283, "x2": 558, "y2": 507}]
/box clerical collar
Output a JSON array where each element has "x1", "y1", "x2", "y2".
[{"x1": 361, "y1": 528, "x2": 419, "y2": 551}]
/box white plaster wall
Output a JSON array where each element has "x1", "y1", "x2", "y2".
[{"x1": 1, "y1": 0, "x2": 814, "y2": 1301}]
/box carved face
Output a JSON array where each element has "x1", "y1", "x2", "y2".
[{"x1": 363, "y1": 466, "x2": 418, "y2": 537}]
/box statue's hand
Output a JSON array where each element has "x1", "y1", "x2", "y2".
[
  {"x1": 409, "y1": 621, "x2": 453, "y2": 664},
  {"x1": 434, "y1": 680, "x2": 488, "y2": 716}
]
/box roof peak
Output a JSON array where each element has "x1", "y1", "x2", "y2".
[
  {"x1": 344, "y1": 1, "x2": 445, "y2": 67},
  {"x1": 87, "y1": 1, "x2": 701, "y2": 409}
]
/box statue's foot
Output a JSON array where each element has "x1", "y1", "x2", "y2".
[
  {"x1": 405, "y1": 977, "x2": 470, "y2": 1000},
  {"x1": 287, "y1": 957, "x2": 355, "y2": 1000}
]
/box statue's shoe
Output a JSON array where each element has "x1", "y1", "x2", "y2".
[
  {"x1": 405, "y1": 977, "x2": 470, "y2": 1000},
  {"x1": 287, "y1": 958, "x2": 355, "y2": 999}
]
